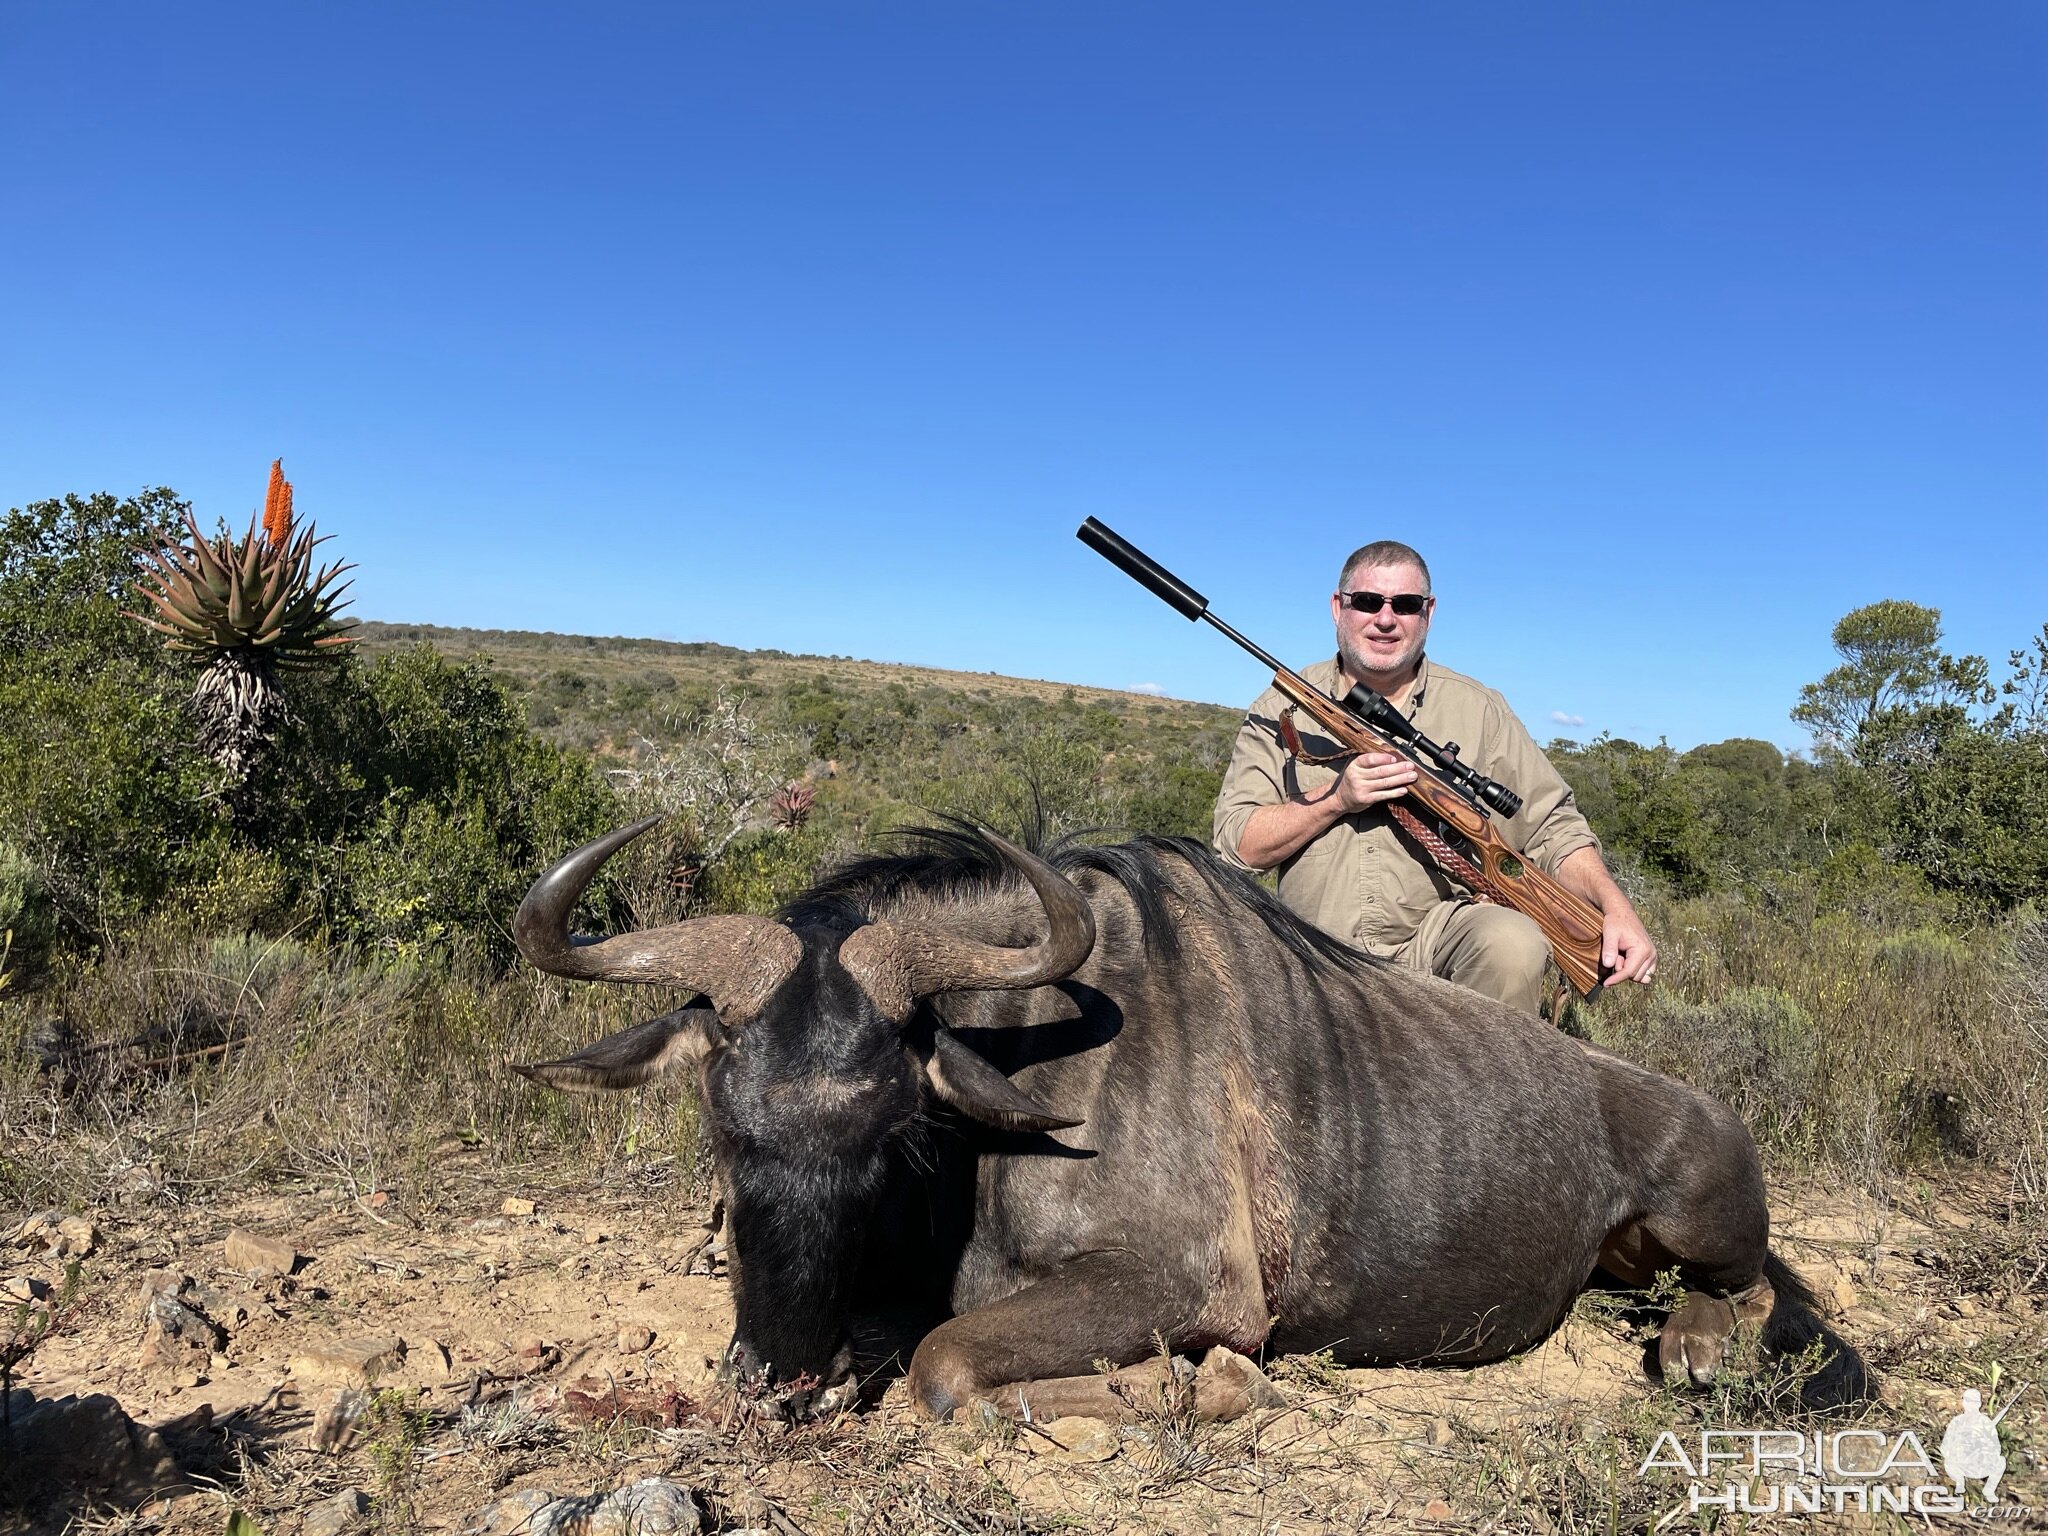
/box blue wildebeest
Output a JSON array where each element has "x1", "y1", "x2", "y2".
[{"x1": 512, "y1": 820, "x2": 1867, "y2": 1420}]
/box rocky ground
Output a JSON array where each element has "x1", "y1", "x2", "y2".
[{"x1": 3, "y1": 1155, "x2": 2041, "y2": 1535}]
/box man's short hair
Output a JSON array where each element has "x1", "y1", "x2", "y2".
[{"x1": 1339, "y1": 541, "x2": 1432, "y2": 594}]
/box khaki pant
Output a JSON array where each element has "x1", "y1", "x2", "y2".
[{"x1": 1380, "y1": 900, "x2": 1550, "y2": 1015}]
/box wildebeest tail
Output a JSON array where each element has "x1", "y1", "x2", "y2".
[{"x1": 1761, "y1": 1250, "x2": 1872, "y2": 1409}]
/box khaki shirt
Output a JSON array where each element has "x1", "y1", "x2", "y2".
[{"x1": 1211, "y1": 655, "x2": 1599, "y2": 952}]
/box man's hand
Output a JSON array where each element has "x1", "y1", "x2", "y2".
[
  {"x1": 1554, "y1": 845, "x2": 1658, "y2": 987},
  {"x1": 1335, "y1": 751, "x2": 1417, "y2": 813},
  {"x1": 1600, "y1": 906, "x2": 1658, "y2": 986},
  {"x1": 1231, "y1": 750, "x2": 1417, "y2": 869}
]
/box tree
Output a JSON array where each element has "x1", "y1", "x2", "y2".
[
  {"x1": 1792, "y1": 600, "x2": 1989, "y2": 751},
  {"x1": 1795, "y1": 602, "x2": 2048, "y2": 912},
  {"x1": 0, "y1": 488, "x2": 187, "y2": 663}
]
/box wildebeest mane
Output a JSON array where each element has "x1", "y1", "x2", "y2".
[{"x1": 780, "y1": 823, "x2": 1377, "y2": 978}]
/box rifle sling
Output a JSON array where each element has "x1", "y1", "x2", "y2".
[{"x1": 1276, "y1": 708, "x2": 1508, "y2": 907}]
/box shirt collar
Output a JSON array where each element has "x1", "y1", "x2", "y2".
[{"x1": 1330, "y1": 653, "x2": 1431, "y2": 715}]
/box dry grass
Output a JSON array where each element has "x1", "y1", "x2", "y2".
[
  {"x1": 1577, "y1": 897, "x2": 2045, "y2": 1204},
  {"x1": 0, "y1": 926, "x2": 711, "y2": 1217}
]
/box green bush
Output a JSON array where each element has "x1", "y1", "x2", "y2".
[
  {"x1": 285, "y1": 646, "x2": 627, "y2": 961},
  {"x1": 0, "y1": 842, "x2": 55, "y2": 978},
  {"x1": 696, "y1": 826, "x2": 832, "y2": 916},
  {"x1": 0, "y1": 490, "x2": 223, "y2": 944},
  {"x1": 1625, "y1": 987, "x2": 1823, "y2": 1157}
]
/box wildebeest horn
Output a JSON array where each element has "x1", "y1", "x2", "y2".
[
  {"x1": 838, "y1": 831, "x2": 1095, "y2": 1019},
  {"x1": 514, "y1": 818, "x2": 802, "y2": 1019}
]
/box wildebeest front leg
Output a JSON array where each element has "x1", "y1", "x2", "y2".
[{"x1": 908, "y1": 1251, "x2": 1216, "y2": 1422}]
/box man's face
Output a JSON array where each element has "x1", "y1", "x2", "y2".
[{"x1": 1333, "y1": 559, "x2": 1434, "y2": 685}]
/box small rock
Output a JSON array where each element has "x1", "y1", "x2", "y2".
[
  {"x1": 618, "y1": 1325, "x2": 655, "y2": 1354},
  {"x1": 4, "y1": 1275, "x2": 49, "y2": 1302},
  {"x1": 1953, "y1": 1296, "x2": 1979, "y2": 1319},
  {"x1": 584, "y1": 1227, "x2": 611, "y2": 1246},
  {"x1": 136, "y1": 1269, "x2": 187, "y2": 1311},
  {"x1": 501, "y1": 1197, "x2": 536, "y2": 1218},
  {"x1": 56, "y1": 1215, "x2": 100, "y2": 1257},
  {"x1": 302, "y1": 1486, "x2": 370, "y2": 1536},
  {"x1": 184, "y1": 1280, "x2": 248, "y2": 1333},
  {"x1": 224, "y1": 1228, "x2": 299, "y2": 1278},
  {"x1": 515, "y1": 1336, "x2": 561, "y2": 1373},
  {"x1": 467, "y1": 1477, "x2": 702, "y2": 1535},
  {"x1": 467, "y1": 1489, "x2": 555, "y2": 1535},
  {"x1": 1424, "y1": 1498, "x2": 1453, "y2": 1520},
  {"x1": 140, "y1": 1293, "x2": 225, "y2": 1374},
  {"x1": 1027, "y1": 1415, "x2": 1119, "y2": 1463},
  {"x1": 399, "y1": 1337, "x2": 454, "y2": 1383},
  {"x1": 308, "y1": 1388, "x2": 370, "y2": 1453},
  {"x1": 292, "y1": 1336, "x2": 407, "y2": 1387},
  {"x1": 1828, "y1": 1271, "x2": 1860, "y2": 1315},
  {"x1": 1430, "y1": 1416, "x2": 1454, "y2": 1447},
  {"x1": 11, "y1": 1212, "x2": 57, "y2": 1249}
]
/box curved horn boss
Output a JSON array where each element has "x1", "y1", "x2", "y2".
[
  {"x1": 513, "y1": 816, "x2": 803, "y2": 1020},
  {"x1": 836, "y1": 830, "x2": 1097, "y2": 1019}
]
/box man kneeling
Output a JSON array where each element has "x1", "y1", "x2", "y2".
[{"x1": 1212, "y1": 539, "x2": 1655, "y2": 1012}]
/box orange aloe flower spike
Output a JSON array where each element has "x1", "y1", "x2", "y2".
[{"x1": 262, "y1": 459, "x2": 294, "y2": 544}]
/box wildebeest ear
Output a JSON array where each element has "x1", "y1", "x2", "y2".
[
  {"x1": 513, "y1": 1004, "x2": 723, "y2": 1094},
  {"x1": 923, "y1": 1027, "x2": 1083, "y2": 1133}
]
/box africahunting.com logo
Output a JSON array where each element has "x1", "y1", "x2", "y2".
[{"x1": 1635, "y1": 1382, "x2": 2033, "y2": 1517}]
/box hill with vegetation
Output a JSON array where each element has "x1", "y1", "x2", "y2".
[{"x1": 353, "y1": 618, "x2": 1242, "y2": 860}]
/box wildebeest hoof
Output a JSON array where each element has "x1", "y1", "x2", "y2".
[
  {"x1": 1193, "y1": 1346, "x2": 1283, "y2": 1421},
  {"x1": 812, "y1": 1376, "x2": 859, "y2": 1416},
  {"x1": 1659, "y1": 1293, "x2": 1739, "y2": 1386},
  {"x1": 758, "y1": 1372, "x2": 858, "y2": 1422}
]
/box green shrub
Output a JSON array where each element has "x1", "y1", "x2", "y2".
[
  {"x1": 1626, "y1": 987, "x2": 1823, "y2": 1157},
  {"x1": 695, "y1": 827, "x2": 832, "y2": 916},
  {"x1": 0, "y1": 842, "x2": 55, "y2": 978},
  {"x1": 1873, "y1": 925, "x2": 1970, "y2": 984},
  {"x1": 288, "y1": 647, "x2": 626, "y2": 962}
]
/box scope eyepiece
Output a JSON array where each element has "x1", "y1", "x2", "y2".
[{"x1": 1477, "y1": 780, "x2": 1523, "y2": 818}]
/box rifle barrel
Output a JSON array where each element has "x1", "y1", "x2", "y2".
[{"x1": 1076, "y1": 519, "x2": 1291, "y2": 675}]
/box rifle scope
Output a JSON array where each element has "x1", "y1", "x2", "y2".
[{"x1": 1078, "y1": 517, "x2": 1524, "y2": 819}]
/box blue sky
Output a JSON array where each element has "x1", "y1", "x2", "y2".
[{"x1": 4, "y1": 3, "x2": 2042, "y2": 750}]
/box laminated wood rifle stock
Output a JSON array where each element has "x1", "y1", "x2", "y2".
[{"x1": 1077, "y1": 517, "x2": 1610, "y2": 998}]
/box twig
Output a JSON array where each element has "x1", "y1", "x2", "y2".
[{"x1": 137, "y1": 1041, "x2": 236, "y2": 1070}]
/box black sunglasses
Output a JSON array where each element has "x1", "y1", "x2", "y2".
[{"x1": 1337, "y1": 590, "x2": 1431, "y2": 616}]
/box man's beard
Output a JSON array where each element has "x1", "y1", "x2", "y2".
[{"x1": 1340, "y1": 635, "x2": 1423, "y2": 688}]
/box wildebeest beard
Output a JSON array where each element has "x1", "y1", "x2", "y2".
[
  {"x1": 720, "y1": 1141, "x2": 889, "y2": 1387},
  {"x1": 703, "y1": 946, "x2": 930, "y2": 1392}
]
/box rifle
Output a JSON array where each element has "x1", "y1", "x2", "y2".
[{"x1": 1077, "y1": 517, "x2": 1609, "y2": 997}]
